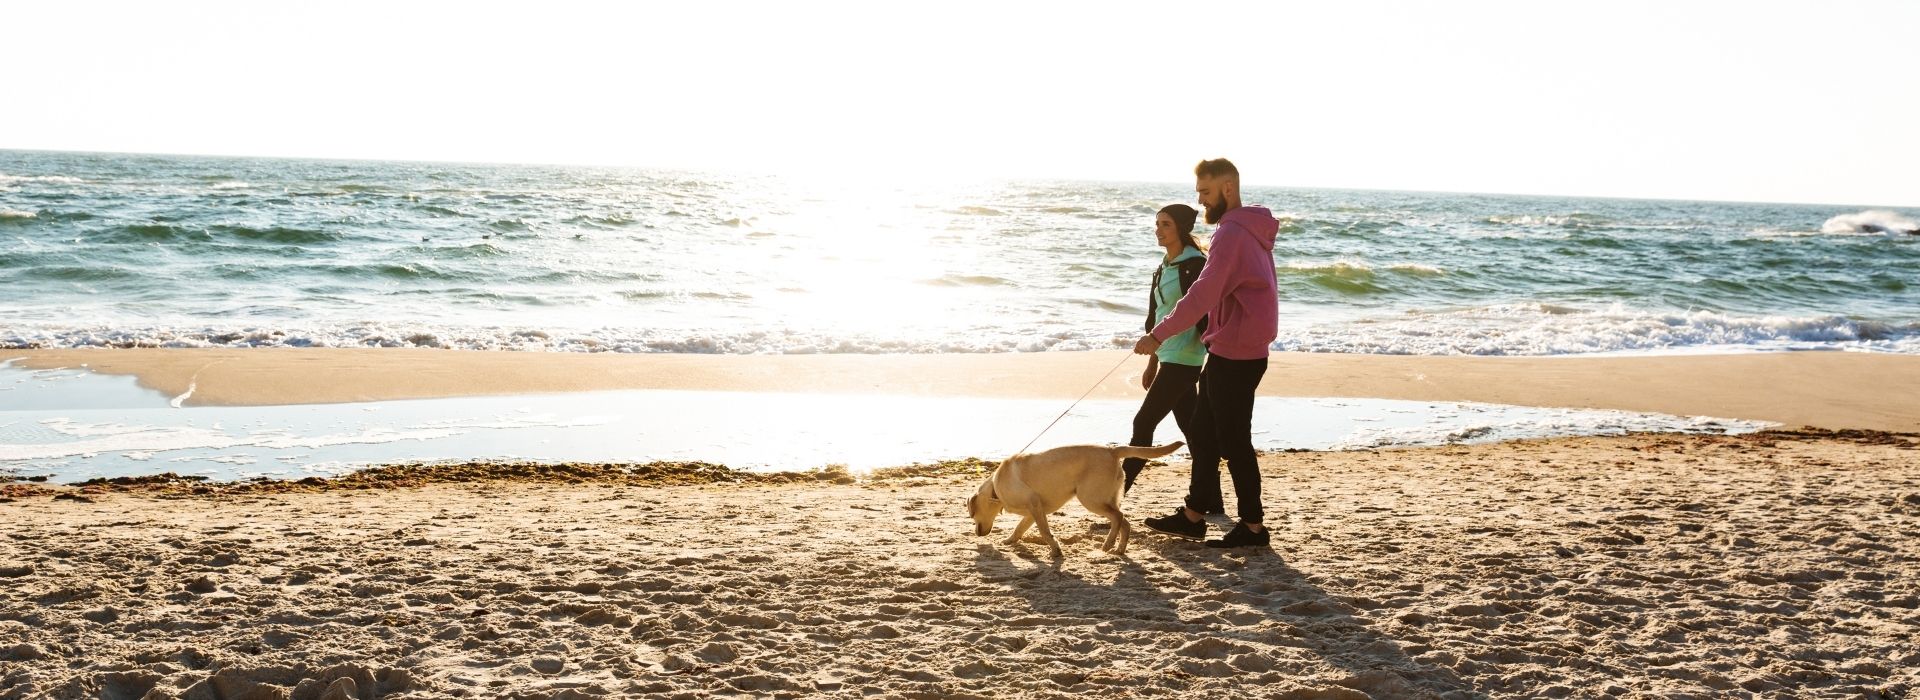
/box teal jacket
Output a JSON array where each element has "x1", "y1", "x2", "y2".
[{"x1": 1146, "y1": 246, "x2": 1208, "y2": 366}]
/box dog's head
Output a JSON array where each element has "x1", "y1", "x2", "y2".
[{"x1": 967, "y1": 472, "x2": 1004, "y2": 536}]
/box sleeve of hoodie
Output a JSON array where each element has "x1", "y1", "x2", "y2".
[{"x1": 1149, "y1": 222, "x2": 1248, "y2": 341}]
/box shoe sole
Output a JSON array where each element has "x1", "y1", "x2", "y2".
[
  {"x1": 1144, "y1": 522, "x2": 1205, "y2": 540},
  {"x1": 1205, "y1": 540, "x2": 1269, "y2": 549}
]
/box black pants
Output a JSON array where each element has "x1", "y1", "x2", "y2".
[
  {"x1": 1122, "y1": 361, "x2": 1201, "y2": 493},
  {"x1": 1184, "y1": 353, "x2": 1268, "y2": 523}
]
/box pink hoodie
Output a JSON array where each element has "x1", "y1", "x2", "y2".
[{"x1": 1149, "y1": 206, "x2": 1279, "y2": 360}]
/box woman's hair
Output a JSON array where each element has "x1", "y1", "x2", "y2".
[{"x1": 1159, "y1": 203, "x2": 1203, "y2": 251}]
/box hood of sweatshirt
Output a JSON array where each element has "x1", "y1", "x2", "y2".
[
  {"x1": 1220, "y1": 206, "x2": 1278, "y2": 251},
  {"x1": 1163, "y1": 245, "x2": 1205, "y2": 267}
]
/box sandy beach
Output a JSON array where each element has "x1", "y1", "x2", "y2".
[
  {"x1": 5, "y1": 349, "x2": 1920, "y2": 698},
  {"x1": 10, "y1": 348, "x2": 1920, "y2": 431},
  {"x1": 2, "y1": 430, "x2": 1917, "y2": 699}
]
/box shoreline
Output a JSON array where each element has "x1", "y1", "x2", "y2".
[
  {"x1": 9, "y1": 348, "x2": 1920, "y2": 431},
  {"x1": 2, "y1": 428, "x2": 1909, "y2": 499}
]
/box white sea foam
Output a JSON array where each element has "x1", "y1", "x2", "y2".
[
  {"x1": 1821, "y1": 209, "x2": 1918, "y2": 236},
  {"x1": 1488, "y1": 214, "x2": 1571, "y2": 226},
  {"x1": 1332, "y1": 405, "x2": 1755, "y2": 449},
  {"x1": 1280, "y1": 260, "x2": 1443, "y2": 276},
  {"x1": 0, "y1": 172, "x2": 84, "y2": 185},
  {"x1": 1486, "y1": 214, "x2": 1588, "y2": 227},
  {"x1": 4, "y1": 305, "x2": 1918, "y2": 358},
  {"x1": 169, "y1": 380, "x2": 197, "y2": 408},
  {"x1": 1273, "y1": 304, "x2": 1920, "y2": 356},
  {"x1": 1283, "y1": 259, "x2": 1376, "y2": 275},
  {"x1": 1386, "y1": 263, "x2": 1445, "y2": 275},
  {"x1": 0, "y1": 323, "x2": 1131, "y2": 355},
  {"x1": 0, "y1": 209, "x2": 35, "y2": 219}
]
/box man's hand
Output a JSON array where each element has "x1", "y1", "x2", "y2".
[
  {"x1": 1142, "y1": 356, "x2": 1159, "y2": 390},
  {"x1": 1133, "y1": 333, "x2": 1162, "y2": 356}
]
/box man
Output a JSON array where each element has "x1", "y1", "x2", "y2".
[{"x1": 1133, "y1": 158, "x2": 1279, "y2": 548}]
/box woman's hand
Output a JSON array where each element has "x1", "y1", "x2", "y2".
[{"x1": 1142, "y1": 356, "x2": 1159, "y2": 390}]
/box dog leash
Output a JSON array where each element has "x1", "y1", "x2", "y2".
[{"x1": 1009, "y1": 351, "x2": 1135, "y2": 459}]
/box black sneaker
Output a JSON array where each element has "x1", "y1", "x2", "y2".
[
  {"x1": 1144, "y1": 508, "x2": 1206, "y2": 540},
  {"x1": 1205, "y1": 522, "x2": 1270, "y2": 549}
]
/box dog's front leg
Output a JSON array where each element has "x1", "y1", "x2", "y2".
[{"x1": 1004, "y1": 516, "x2": 1034, "y2": 546}]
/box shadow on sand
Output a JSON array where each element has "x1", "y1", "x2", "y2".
[{"x1": 972, "y1": 520, "x2": 1478, "y2": 699}]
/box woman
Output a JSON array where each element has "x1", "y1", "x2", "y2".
[{"x1": 1121, "y1": 203, "x2": 1215, "y2": 512}]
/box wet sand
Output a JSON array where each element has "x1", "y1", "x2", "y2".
[
  {"x1": 10, "y1": 348, "x2": 1920, "y2": 431},
  {"x1": 3, "y1": 431, "x2": 1918, "y2": 699}
]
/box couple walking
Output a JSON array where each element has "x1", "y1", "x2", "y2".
[{"x1": 1126, "y1": 158, "x2": 1279, "y2": 549}]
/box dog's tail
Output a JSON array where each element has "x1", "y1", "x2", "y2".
[{"x1": 1113, "y1": 441, "x2": 1184, "y2": 462}]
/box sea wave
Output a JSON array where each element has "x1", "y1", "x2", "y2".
[
  {"x1": 1484, "y1": 213, "x2": 1610, "y2": 228},
  {"x1": 1274, "y1": 304, "x2": 1920, "y2": 355},
  {"x1": 109, "y1": 223, "x2": 197, "y2": 241},
  {"x1": 949, "y1": 206, "x2": 1007, "y2": 216},
  {"x1": 0, "y1": 324, "x2": 1130, "y2": 354},
  {"x1": 208, "y1": 224, "x2": 344, "y2": 245},
  {"x1": 1281, "y1": 260, "x2": 1445, "y2": 277},
  {"x1": 922, "y1": 274, "x2": 1015, "y2": 287},
  {"x1": 1821, "y1": 210, "x2": 1918, "y2": 236},
  {"x1": 1276, "y1": 259, "x2": 1446, "y2": 296},
  {"x1": 562, "y1": 213, "x2": 636, "y2": 228},
  {"x1": 1282, "y1": 260, "x2": 1377, "y2": 276},
  {"x1": 0, "y1": 172, "x2": 85, "y2": 186},
  {"x1": 16, "y1": 265, "x2": 141, "y2": 282},
  {"x1": 6, "y1": 308, "x2": 1916, "y2": 356},
  {"x1": 1386, "y1": 263, "x2": 1445, "y2": 276}
]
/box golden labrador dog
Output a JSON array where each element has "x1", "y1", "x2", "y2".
[{"x1": 968, "y1": 442, "x2": 1183, "y2": 557}]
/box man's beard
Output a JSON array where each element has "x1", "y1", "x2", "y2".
[{"x1": 1203, "y1": 193, "x2": 1228, "y2": 224}]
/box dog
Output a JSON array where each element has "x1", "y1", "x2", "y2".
[{"x1": 967, "y1": 441, "x2": 1183, "y2": 557}]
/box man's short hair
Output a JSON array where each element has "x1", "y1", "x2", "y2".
[{"x1": 1194, "y1": 158, "x2": 1239, "y2": 182}]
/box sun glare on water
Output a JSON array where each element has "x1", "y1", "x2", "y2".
[{"x1": 723, "y1": 179, "x2": 1001, "y2": 346}]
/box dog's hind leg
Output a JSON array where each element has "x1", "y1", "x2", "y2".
[
  {"x1": 1089, "y1": 501, "x2": 1129, "y2": 555},
  {"x1": 1031, "y1": 509, "x2": 1062, "y2": 559}
]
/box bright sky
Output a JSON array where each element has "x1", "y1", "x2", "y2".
[{"x1": 4, "y1": 1, "x2": 1916, "y2": 205}]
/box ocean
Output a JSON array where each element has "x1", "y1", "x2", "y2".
[{"x1": 4, "y1": 149, "x2": 1917, "y2": 356}]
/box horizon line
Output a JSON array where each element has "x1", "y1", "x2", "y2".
[{"x1": 3, "y1": 146, "x2": 1914, "y2": 211}]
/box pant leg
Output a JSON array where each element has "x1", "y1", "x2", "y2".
[
  {"x1": 1183, "y1": 357, "x2": 1225, "y2": 514},
  {"x1": 1122, "y1": 362, "x2": 1200, "y2": 492},
  {"x1": 1205, "y1": 356, "x2": 1269, "y2": 524},
  {"x1": 1167, "y1": 364, "x2": 1200, "y2": 455}
]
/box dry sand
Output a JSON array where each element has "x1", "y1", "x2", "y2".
[
  {"x1": 4, "y1": 431, "x2": 1918, "y2": 699},
  {"x1": 10, "y1": 349, "x2": 1920, "y2": 431}
]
